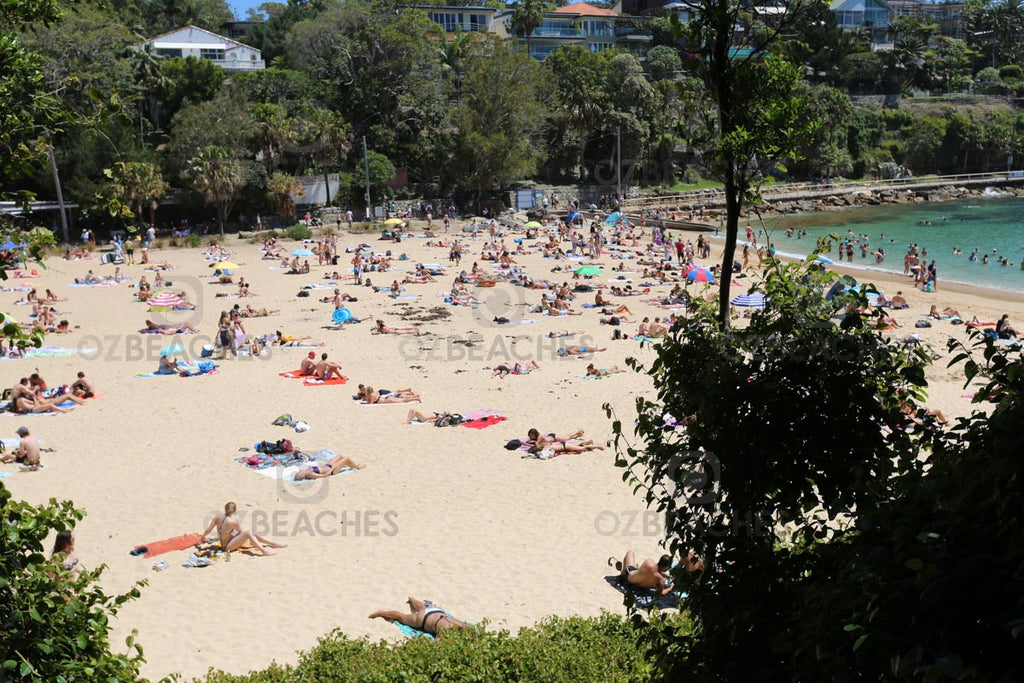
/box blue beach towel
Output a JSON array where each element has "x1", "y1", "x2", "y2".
[{"x1": 604, "y1": 575, "x2": 683, "y2": 610}]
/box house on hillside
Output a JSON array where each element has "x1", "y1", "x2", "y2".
[
  {"x1": 889, "y1": 0, "x2": 965, "y2": 38},
  {"x1": 496, "y1": 1, "x2": 652, "y2": 61},
  {"x1": 416, "y1": 5, "x2": 498, "y2": 34},
  {"x1": 831, "y1": 0, "x2": 894, "y2": 47},
  {"x1": 139, "y1": 25, "x2": 265, "y2": 71}
]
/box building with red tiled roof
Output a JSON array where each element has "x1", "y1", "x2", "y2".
[
  {"x1": 495, "y1": 2, "x2": 651, "y2": 61},
  {"x1": 551, "y1": 2, "x2": 620, "y2": 18}
]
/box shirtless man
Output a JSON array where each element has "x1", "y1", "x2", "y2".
[
  {"x1": 327, "y1": 289, "x2": 357, "y2": 309},
  {"x1": 369, "y1": 598, "x2": 470, "y2": 636},
  {"x1": 1, "y1": 426, "x2": 41, "y2": 469},
  {"x1": 70, "y1": 371, "x2": 96, "y2": 398},
  {"x1": 143, "y1": 320, "x2": 200, "y2": 335},
  {"x1": 298, "y1": 352, "x2": 317, "y2": 376},
  {"x1": 610, "y1": 550, "x2": 703, "y2": 596},
  {"x1": 199, "y1": 502, "x2": 285, "y2": 557},
  {"x1": 556, "y1": 345, "x2": 606, "y2": 356},
  {"x1": 314, "y1": 353, "x2": 344, "y2": 380}
]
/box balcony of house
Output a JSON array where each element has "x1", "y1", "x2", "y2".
[
  {"x1": 613, "y1": 25, "x2": 653, "y2": 40},
  {"x1": 530, "y1": 25, "x2": 585, "y2": 38}
]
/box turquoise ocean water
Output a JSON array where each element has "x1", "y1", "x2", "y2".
[{"x1": 757, "y1": 194, "x2": 1024, "y2": 293}]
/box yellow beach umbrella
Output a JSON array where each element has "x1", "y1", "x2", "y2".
[
  {"x1": 383, "y1": 218, "x2": 404, "y2": 227},
  {"x1": 214, "y1": 261, "x2": 240, "y2": 270}
]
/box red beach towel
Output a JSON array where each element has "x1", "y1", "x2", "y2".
[
  {"x1": 139, "y1": 533, "x2": 203, "y2": 558},
  {"x1": 462, "y1": 415, "x2": 508, "y2": 430}
]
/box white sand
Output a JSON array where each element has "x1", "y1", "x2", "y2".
[{"x1": 1, "y1": 224, "x2": 1021, "y2": 680}]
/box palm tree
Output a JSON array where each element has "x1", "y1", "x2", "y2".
[
  {"x1": 437, "y1": 25, "x2": 471, "y2": 99},
  {"x1": 184, "y1": 146, "x2": 246, "y2": 236},
  {"x1": 265, "y1": 172, "x2": 306, "y2": 220},
  {"x1": 103, "y1": 161, "x2": 169, "y2": 230},
  {"x1": 509, "y1": 0, "x2": 555, "y2": 59}
]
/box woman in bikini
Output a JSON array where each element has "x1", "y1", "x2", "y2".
[
  {"x1": 199, "y1": 502, "x2": 285, "y2": 556},
  {"x1": 293, "y1": 454, "x2": 366, "y2": 481},
  {"x1": 370, "y1": 597, "x2": 470, "y2": 636},
  {"x1": 362, "y1": 386, "x2": 420, "y2": 404},
  {"x1": 51, "y1": 531, "x2": 83, "y2": 580}
]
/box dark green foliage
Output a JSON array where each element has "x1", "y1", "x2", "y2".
[
  {"x1": 284, "y1": 223, "x2": 312, "y2": 240},
  {"x1": 0, "y1": 486, "x2": 148, "y2": 681},
  {"x1": 200, "y1": 614, "x2": 663, "y2": 683}
]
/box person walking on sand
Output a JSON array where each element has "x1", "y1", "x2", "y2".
[{"x1": 199, "y1": 502, "x2": 285, "y2": 556}]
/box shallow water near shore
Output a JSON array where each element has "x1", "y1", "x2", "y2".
[{"x1": 758, "y1": 195, "x2": 1024, "y2": 292}]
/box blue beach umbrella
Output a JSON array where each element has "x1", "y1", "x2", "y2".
[
  {"x1": 731, "y1": 292, "x2": 766, "y2": 309},
  {"x1": 685, "y1": 266, "x2": 715, "y2": 283},
  {"x1": 160, "y1": 342, "x2": 185, "y2": 357}
]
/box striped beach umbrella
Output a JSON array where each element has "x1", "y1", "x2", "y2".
[
  {"x1": 731, "y1": 293, "x2": 766, "y2": 309},
  {"x1": 685, "y1": 266, "x2": 715, "y2": 283},
  {"x1": 147, "y1": 292, "x2": 186, "y2": 309}
]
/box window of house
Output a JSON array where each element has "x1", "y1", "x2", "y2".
[
  {"x1": 429, "y1": 12, "x2": 460, "y2": 31},
  {"x1": 200, "y1": 48, "x2": 224, "y2": 61},
  {"x1": 155, "y1": 48, "x2": 182, "y2": 58}
]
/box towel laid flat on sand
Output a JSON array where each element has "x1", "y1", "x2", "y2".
[
  {"x1": 604, "y1": 575, "x2": 682, "y2": 610},
  {"x1": 392, "y1": 603, "x2": 468, "y2": 640},
  {"x1": 462, "y1": 415, "x2": 508, "y2": 430},
  {"x1": 136, "y1": 533, "x2": 204, "y2": 558},
  {"x1": 279, "y1": 369, "x2": 311, "y2": 378},
  {"x1": 461, "y1": 408, "x2": 500, "y2": 421},
  {"x1": 303, "y1": 376, "x2": 349, "y2": 386}
]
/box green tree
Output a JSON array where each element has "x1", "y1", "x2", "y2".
[
  {"x1": 265, "y1": 171, "x2": 306, "y2": 218},
  {"x1": 673, "y1": 1, "x2": 817, "y2": 328},
  {"x1": 508, "y1": 0, "x2": 555, "y2": 58},
  {"x1": 0, "y1": 485, "x2": 148, "y2": 680},
  {"x1": 158, "y1": 56, "x2": 226, "y2": 133},
  {"x1": 543, "y1": 46, "x2": 612, "y2": 181},
  {"x1": 904, "y1": 115, "x2": 946, "y2": 172},
  {"x1": 184, "y1": 145, "x2": 248, "y2": 235},
  {"x1": 450, "y1": 36, "x2": 547, "y2": 199},
  {"x1": 100, "y1": 160, "x2": 169, "y2": 230}
]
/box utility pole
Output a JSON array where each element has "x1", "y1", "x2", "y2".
[
  {"x1": 363, "y1": 136, "x2": 373, "y2": 222},
  {"x1": 45, "y1": 135, "x2": 69, "y2": 244},
  {"x1": 616, "y1": 125, "x2": 622, "y2": 202}
]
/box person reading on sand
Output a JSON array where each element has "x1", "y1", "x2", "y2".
[
  {"x1": 609, "y1": 550, "x2": 704, "y2": 595},
  {"x1": 492, "y1": 361, "x2": 540, "y2": 378},
  {"x1": 143, "y1": 320, "x2": 199, "y2": 335},
  {"x1": 586, "y1": 364, "x2": 625, "y2": 378},
  {"x1": 2, "y1": 426, "x2": 41, "y2": 469},
  {"x1": 556, "y1": 345, "x2": 606, "y2": 356},
  {"x1": 313, "y1": 353, "x2": 344, "y2": 380},
  {"x1": 199, "y1": 502, "x2": 285, "y2": 557},
  {"x1": 362, "y1": 385, "x2": 420, "y2": 404},
  {"x1": 369, "y1": 597, "x2": 470, "y2": 636},
  {"x1": 70, "y1": 371, "x2": 96, "y2": 398},
  {"x1": 293, "y1": 454, "x2": 366, "y2": 481},
  {"x1": 374, "y1": 319, "x2": 421, "y2": 335}
]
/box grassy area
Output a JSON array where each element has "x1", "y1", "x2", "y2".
[
  {"x1": 668, "y1": 180, "x2": 724, "y2": 192},
  {"x1": 199, "y1": 614, "x2": 678, "y2": 683}
]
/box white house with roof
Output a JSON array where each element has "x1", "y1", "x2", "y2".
[
  {"x1": 140, "y1": 25, "x2": 265, "y2": 71},
  {"x1": 496, "y1": 1, "x2": 651, "y2": 61},
  {"x1": 830, "y1": 0, "x2": 894, "y2": 46}
]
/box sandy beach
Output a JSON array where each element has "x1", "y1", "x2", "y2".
[{"x1": 2, "y1": 220, "x2": 1021, "y2": 680}]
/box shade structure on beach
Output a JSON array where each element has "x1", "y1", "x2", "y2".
[
  {"x1": 732, "y1": 292, "x2": 766, "y2": 309},
  {"x1": 147, "y1": 292, "x2": 186, "y2": 309},
  {"x1": 574, "y1": 265, "x2": 603, "y2": 277},
  {"x1": 685, "y1": 267, "x2": 715, "y2": 283},
  {"x1": 524, "y1": 221, "x2": 542, "y2": 228},
  {"x1": 290, "y1": 248, "x2": 315, "y2": 257},
  {"x1": 214, "y1": 260, "x2": 240, "y2": 270},
  {"x1": 383, "y1": 218, "x2": 404, "y2": 227},
  {"x1": 160, "y1": 343, "x2": 185, "y2": 357},
  {"x1": 810, "y1": 254, "x2": 834, "y2": 265}
]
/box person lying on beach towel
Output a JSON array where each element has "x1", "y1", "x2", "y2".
[
  {"x1": 273, "y1": 331, "x2": 324, "y2": 347},
  {"x1": 142, "y1": 320, "x2": 200, "y2": 335},
  {"x1": 293, "y1": 453, "x2": 366, "y2": 480},
  {"x1": 928, "y1": 304, "x2": 961, "y2": 319},
  {"x1": 355, "y1": 385, "x2": 417, "y2": 402},
  {"x1": 405, "y1": 409, "x2": 464, "y2": 426},
  {"x1": 369, "y1": 597, "x2": 471, "y2": 637},
  {"x1": 526, "y1": 440, "x2": 604, "y2": 456},
  {"x1": 373, "y1": 319, "x2": 421, "y2": 335},
  {"x1": 235, "y1": 304, "x2": 280, "y2": 318},
  {"x1": 546, "y1": 330, "x2": 583, "y2": 338},
  {"x1": 492, "y1": 360, "x2": 540, "y2": 378},
  {"x1": 199, "y1": 502, "x2": 286, "y2": 557},
  {"x1": 362, "y1": 385, "x2": 420, "y2": 404},
  {"x1": 609, "y1": 549, "x2": 703, "y2": 596},
  {"x1": 556, "y1": 345, "x2": 606, "y2": 357},
  {"x1": 586, "y1": 364, "x2": 626, "y2": 378}
]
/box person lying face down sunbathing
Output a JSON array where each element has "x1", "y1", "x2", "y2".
[
  {"x1": 374, "y1": 319, "x2": 421, "y2": 335},
  {"x1": 199, "y1": 502, "x2": 286, "y2": 557},
  {"x1": 293, "y1": 454, "x2": 366, "y2": 480},
  {"x1": 556, "y1": 345, "x2": 606, "y2": 356},
  {"x1": 492, "y1": 360, "x2": 540, "y2": 378},
  {"x1": 143, "y1": 320, "x2": 200, "y2": 335},
  {"x1": 369, "y1": 597, "x2": 470, "y2": 636},
  {"x1": 586, "y1": 364, "x2": 625, "y2": 378},
  {"x1": 362, "y1": 385, "x2": 420, "y2": 404}
]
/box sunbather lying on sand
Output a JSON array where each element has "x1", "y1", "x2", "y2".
[
  {"x1": 405, "y1": 409, "x2": 457, "y2": 425},
  {"x1": 274, "y1": 331, "x2": 323, "y2": 347},
  {"x1": 546, "y1": 330, "x2": 583, "y2": 338},
  {"x1": 374, "y1": 319, "x2": 421, "y2": 335},
  {"x1": 928, "y1": 304, "x2": 961, "y2": 319},
  {"x1": 142, "y1": 320, "x2": 199, "y2": 335},
  {"x1": 362, "y1": 386, "x2": 420, "y2": 404},
  {"x1": 525, "y1": 427, "x2": 584, "y2": 447},
  {"x1": 556, "y1": 345, "x2": 605, "y2": 356},
  {"x1": 199, "y1": 502, "x2": 285, "y2": 556},
  {"x1": 236, "y1": 304, "x2": 279, "y2": 318},
  {"x1": 369, "y1": 597, "x2": 470, "y2": 636},
  {"x1": 609, "y1": 549, "x2": 704, "y2": 594},
  {"x1": 293, "y1": 454, "x2": 366, "y2": 480},
  {"x1": 586, "y1": 364, "x2": 626, "y2": 377},
  {"x1": 356, "y1": 385, "x2": 417, "y2": 401},
  {"x1": 493, "y1": 360, "x2": 540, "y2": 378}
]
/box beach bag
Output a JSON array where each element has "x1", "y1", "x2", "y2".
[
  {"x1": 272, "y1": 413, "x2": 293, "y2": 426},
  {"x1": 504, "y1": 439, "x2": 522, "y2": 450},
  {"x1": 297, "y1": 290, "x2": 310, "y2": 297},
  {"x1": 197, "y1": 360, "x2": 215, "y2": 373},
  {"x1": 435, "y1": 414, "x2": 455, "y2": 427},
  {"x1": 915, "y1": 320, "x2": 932, "y2": 328}
]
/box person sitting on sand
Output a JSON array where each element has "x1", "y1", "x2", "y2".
[
  {"x1": 156, "y1": 354, "x2": 179, "y2": 375},
  {"x1": 2, "y1": 426, "x2": 41, "y2": 469},
  {"x1": 369, "y1": 597, "x2": 470, "y2": 636},
  {"x1": 70, "y1": 371, "x2": 95, "y2": 398},
  {"x1": 293, "y1": 454, "x2": 366, "y2": 480},
  {"x1": 143, "y1": 320, "x2": 199, "y2": 335},
  {"x1": 199, "y1": 502, "x2": 285, "y2": 557},
  {"x1": 556, "y1": 345, "x2": 605, "y2": 356},
  {"x1": 374, "y1": 319, "x2": 421, "y2": 335},
  {"x1": 610, "y1": 550, "x2": 703, "y2": 595},
  {"x1": 996, "y1": 314, "x2": 1019, "y2": 339},
  {"x1": 362, "y1": 385, "x2": 420, "y2": 404},
  {"x1": 929, "y1": 304, "x2": 961, "y2": 319},
  {"x1": 51, "y1": 530, "x2": 83, "y2": 581},
  {"x1": 297, "y1": 352, "x2": 318, "y2": 376},
  {"x1": 313, "y1": 353, "x2": 344, "y2": 380},
  {"x1": 492, "y1": 360, "x2": 540, "y2": 378},
  {"x1": 648, "y1": 318, "x2": 670, "y2": 338},
  {"x1": 586, "y1": 364, "x2": 626, "y2": 378}
]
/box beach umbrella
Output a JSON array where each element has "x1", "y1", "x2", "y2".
[
  {"x1": 332, "y1": 307, "x2": 352, "y2": 324},
  {"x1": 810, "y1": 254, "x2": 834, "y2": 265},
  {"x1": 147, "y1": 292, "x2": 186, "y2": 309},
  {"x1": 604, "y1": 212, "x2": 621, "y2": 226},
  {"x1": 1, "y1": 238, "x2": 19, "y2": 250},
  {"x1": 159, "y1": 342, "x2": 185, "y2": 357},
  {"x1": 731, "y1": 292, "x2": 766, "y2": 309},
  {"x1": 383, "y1": 218, "x2": 404, "y2": 227},
  {"x1": 213, "y1": 260, "x2": 240, "y2": 270},
  {"x1": 685, "y1": 267, "x2": 715, "y2": 283},
  {"x1": 574, "y1": 265, "x2": 603, "y2": 277},
  {"x1": 565, "y1": 211, "x2": 582, "y2": 225},
  {"x1": 524, "y1": 221, "x2": 542, "y2": 228},
  {"x1": 290, "y1": 248, "x2": 315, "y2": 257}
]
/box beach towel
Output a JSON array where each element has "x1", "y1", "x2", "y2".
[
  {"x1": 966, "y1": 321, "x2": 996, "y2": 328},
  {"x1": 603, "y1": 575, "x2": 682, "y2": 610},
  {"x1": 279, "y1": 369, "x2": 313, "y2": 378},
  {"x1": 461, "y1": 408, "x2": 501, "y2": 421},
  {"x1": 302, "y1": 376, "x2": 349, "y2": 386},
  {"x1": 462, "y1": 415, "x2": 508, "y2": 430},
  {"x1": 135, "y1": 533, "x2": 204, "y2": 558},
  {"x1": 302, "y1": 282, "x2": 337, "y2": 289},
  {"x1": 238, "y1": 448, "x2": 353, "y2": 485},
  {"x1": 507, "y1": 318, "x2": 538, "y2": 326},
  {"x1": 0, "y1": 472, "x2": 11, "y2": 480},
  {"x1": 390, "y1": 294, "x2": 420, "y2": 300},
  {"x1": 0, "y1": 346, "x2": 96, "y2": 361},
  {"x1": 392, "y1": 603, "x2": 466, "y2": 640}
]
